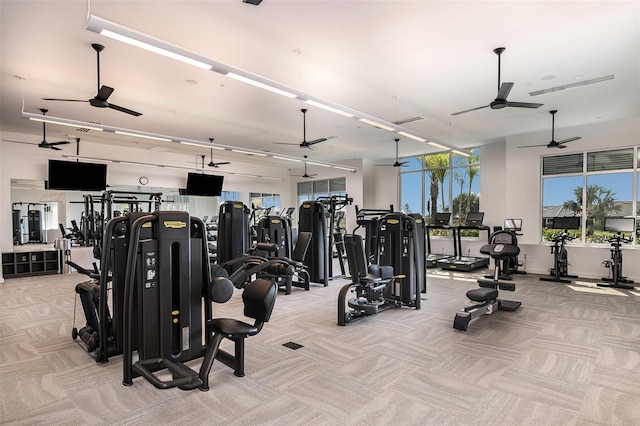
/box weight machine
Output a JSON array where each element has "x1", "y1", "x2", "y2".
[
  {"x1": 317, "y1": 194, "x2": 353, "y2": 279},
  {"x1": 353, "y1": 205, "x2": 394, "y2": 263}
]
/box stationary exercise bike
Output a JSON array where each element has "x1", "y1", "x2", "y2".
[
  {"x1": 540, "y1": 216, "x2": 580, "y2": 284},
  {"x1": 453, "y1": 242, "x2": 521, "y2": 331},
  {"x1": 597, "y1": 217, "x2": 636, "y2": 290}
]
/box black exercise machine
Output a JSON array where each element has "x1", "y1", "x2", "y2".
[
  {"x1": 484, "y1": 219, "x2": 525, "y2": 281},
  {"x1": 540, "y1": 216, "x2": 580, "y2": 284},
  {"x1": 317, "y1": 194, "x2": 353, "y2": 279},
  {"x1": 217, "y1": 201, "x2": 251, "y2": 274},
  {"x1": 425, "y1": 212, "x2": 455, "y2": 268},
  {"x1": 120, "y1": 211, "x2": 279, "y2": 391},
  {"x1": 437, "y1": 212, "x2": 491, "y2": 271},
  {"x1": 453, "y1": 242, "x2": 522, "y2": 331},
  {"x1": 338, "y1": 234, "x2": 415, "y2": 325},
  {"x1": 353, "y1": 205, "x2": 394, "y2": 263},
  {"x1": 378, "y1": 212, "x2": 425, "y2": 297},
  {"x1": 598, "y1": 217, "x2": 636, "y2": 290},
  {"x1": 299, "y1": 200, "x2": 329, "y2": 286}
]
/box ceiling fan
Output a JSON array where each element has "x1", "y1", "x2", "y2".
[
  {"x1": 275, "y1": 108, "x2": 329, "y2": 149},
  {"x1": 207, "y1": 138, "x2": 231, "y2": 167},
  {"x1": 452, "y1": 47, "x2": 543, "y2": 116},
  {"x1": 291, "y1": 155, "x2": 317, "y2": 178},
  {"x1": 37, "y1": 108, "x2": 71, "y2": 150},
  {"x1": 376, "y1": 138, "x2": 408, "y2": 167},
  {"x1": 42, "y1": 43, "x2": 142, "y2": 117},
  {"x1": 519, "y1": 110, "x2": 582, "y2": 149}
]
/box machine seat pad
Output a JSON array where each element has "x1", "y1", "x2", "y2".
[
  {"x1": 208, "y1": 318, "x2": 260, "y2": 338},
  {"x1": 360, "y1": 273, "x2": 383, "y2": 283},
  {"x1": 466, "y1": 287, "x2": 498, "y2": 303}
]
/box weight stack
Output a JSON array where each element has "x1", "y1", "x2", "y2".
[
  {"x1": 377, "y1": 213, "x2": 421, "y2": 307},
  {"x1": 298, "y1": 200, "x2": 328, "y2": 285},
  {"x1": 216, "y1": 201, "x2": 250, "y2": 273}
]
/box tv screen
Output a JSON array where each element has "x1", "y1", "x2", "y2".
[
  {"x1": 185, "y1": 173, "x2": 224, "y2": 197},
  {"x1": 465, "y1": 211, "x2": 484, "y2": 226},
  {"x1": 552, "y1": 216, "x2": 580, "y2": 230},
  {"x1": 604, "y1": 217, "x2": 635, "y2": 233},
  {"x1": 504, "y1": 219, "x2": 523, "y2": 231},
  {"x1": 433, "y1": 212, "x2": 451, "y2": 225},
  {"x1": 48, "y1": 160, "x2": 107, "y2": 191}
]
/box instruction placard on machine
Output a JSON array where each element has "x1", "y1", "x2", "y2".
[{"x1": 145, "y1": 252, "x2": 157, "y2": 289}]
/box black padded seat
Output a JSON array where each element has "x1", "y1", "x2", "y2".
[
  {"x1": 466, "y1": 287, "x2": 498, "y2": 303},
  {"x1": 207, "y1": 318, "x2": 260, "y2": 337}
]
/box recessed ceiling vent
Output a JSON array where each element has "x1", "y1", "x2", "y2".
[
  {"x1": 392, "y1": 116, "x2": 424, "y2": 125},
  {"x1": 529, "y1": 74, "x2": 615, "y2": 96}
]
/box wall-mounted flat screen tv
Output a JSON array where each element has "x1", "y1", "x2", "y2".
[
  {"x1": 48, "y1": 159, "x2": 107, "y2": 191},
  {"x1": 185, "y1": 173, "x2": 224, "y2": 197}
]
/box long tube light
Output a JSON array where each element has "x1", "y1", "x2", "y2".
[
  {"x1": 397, "y1": 131, "x2": 426, "y2": 142},
  {"x1": 87, "y1": 15, "x2": 213, "y2": 70},
  {"x1": 85, "y1": 14, "x2": 455, "y2": 151},
  {"x1": 28, "y1": 115, "x2": 104, "y2": 131},
  {"x1": 226, "y1": 73, "x2": 297, "y2": 99},
  {"x1": 428, "y1": 141, "x2": 450, "y2": 150}
]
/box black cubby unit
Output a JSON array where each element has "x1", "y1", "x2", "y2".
[{"x1": 2, "y1": 250, "x2": 60, "y2": 278}]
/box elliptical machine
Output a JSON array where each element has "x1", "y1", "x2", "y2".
[
  {"x1": 540, "y1": 216, "x2": 580, "y2": 284},
  {"x1": 597, "y1": 217, "x2": 636, "y2": 290}
]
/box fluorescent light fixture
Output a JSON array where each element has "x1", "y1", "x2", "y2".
[
  {"x1": 397, "y1": 131, "x2": 426, "y2": 142},
  {"x1": 115, "y1": 131, "x2": 172, "y2": 142},
  {"x1": 305, "y1": 100, "x2": 354, "y2": 118},
  {"x1": 232, "y1": 149, "x2": 267, "y2": 157},
  {"x1": 334, "y1": 165, "x2": 356, "y2": 171},
  {"x1": 307, "y1": 161, "x2": 331, "y2": 167},
  {"x1": 452, "y1": 149, "x2": 471, "y2": 157},
  {"x1": 27, "y1": 115, "x2": 104, "y2": 131},
  {"x1": 358, "y1": 118, "x2": 395, "y2": 132},
  {"x1": 179, "y1": 141, "x2": 207, "y2": 147},
  {"x1": 428, "y1": 141, "x2": 449, "y2": 150},
  {"x1": 226, "y1": 72, "x2": 298, "y2": 99},
  {"x1": 272, "y1": 156, "x2": 302, "y2": 162},
  {"x1": 86, "y1": 15, "x2": 212, "y2": 70}
]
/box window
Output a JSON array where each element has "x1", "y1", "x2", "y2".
[
  {"x1": 297, "y1": 177, "x2": 346, "y2": 207},
  {"x1": 249, "y1": 193, "x2": 280, "y2": 215},
  {"x1": 541, "y1": 147, "x2": 638, "y2": 244},
  {"x1": 399, "y1": 149, "x2": 481, "y2": 224}
]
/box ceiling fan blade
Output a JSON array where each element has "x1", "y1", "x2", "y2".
[
  {"x1": 496, "y1": 82, "x2": 514, "y2": 100},
  {"x1": 306, "y1": 137, "x2": 327, "y2": 146},
  {"x1": 517, "y1": 143, "x2": 548, "y2": 148},
  {"x1": 96, "y1": 85, "x2": 114, "y2": 101},
  {"x1": 505, "y1": 101, "x2": 543, "y2": 109},
  {"x1": 209, "y1": 162, "x2": 230, "y2": 167},
  {"x1": 41, "y1": 98, "x2": 89, "y2": 102},
  {"x1": 108, "y1": 103, "x2": 143, "y2": 116},
  {"x1": 451, "y1": 105, "x2": 489, "y2": 116},
  {"x1": 556, "y1": 136, "x2": 581, "y2": 144},
  {"x1": 47, "y1": 141, "x2": 71, "y2": 146}
]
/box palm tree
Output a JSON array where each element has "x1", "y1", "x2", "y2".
[
  {"x1": 453, "y1": 171, "x2": 466, "y2": 224},
  {"x1": 466, "y1": 155, "x2": 480, "y2": 218},
  {"x1": 424, "y1": 153, "x2": 450, "y2": 215},
  {"x1": 562, "y1": 184, "x2": 619, "y2": 229}
]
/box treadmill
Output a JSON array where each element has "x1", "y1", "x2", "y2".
[
  {"x1": 437, "y1": 211, "x2": 491, "y2": 271},
  {"x1": 425, "y1": 212, "x2": 456, "y2": 268}
]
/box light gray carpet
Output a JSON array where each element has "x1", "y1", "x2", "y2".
[{"x1": 1, "y1": 266, "x2": 639, "y2": 425}]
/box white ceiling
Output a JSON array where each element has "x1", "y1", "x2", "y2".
[{"x1": 1, "y1": 1, "x2": 638, "y2": 169}]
